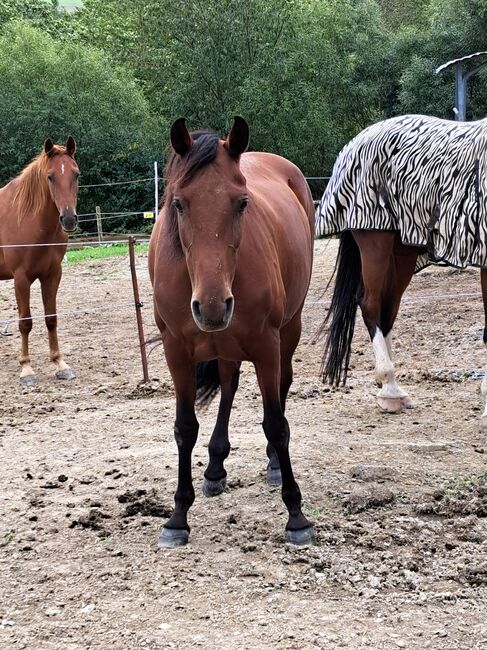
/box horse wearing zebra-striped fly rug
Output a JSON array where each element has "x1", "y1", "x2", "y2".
[{"x1": 317, "y1": 114, "x2": 487, "y2": 429}]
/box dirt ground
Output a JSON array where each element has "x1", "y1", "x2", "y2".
[{"x1": 1, "y1": 239, "x2": 487, "y2": 650}]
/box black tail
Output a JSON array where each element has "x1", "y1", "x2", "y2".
[
  {"x1": 320, "y1": 231, "x2": 361, "y2": 386},
  {"x1": 196, "y1": 359, "x2": 220, "y2": 408}
]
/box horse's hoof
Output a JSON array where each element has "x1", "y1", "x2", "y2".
[
  {"x1": 56, "y1": 368, "x2": 76, "y2": 381},
  {"x1": 480, "y1": 416, "x2": 487, "y2": 435},
  {"x1": 158, "y1": 527, "x2": 189, "y2": 549},
  {"x1": 377, "y1": 396, "x2": 403, "y2": 413},
  {"x1": 400, "y1": 395, "x2": 415, "y2": 409},
  {"x1": 20, "y1": 375, "x2": 37, "y2": 386},
  {"x1": 202, "y1": 476, "x2": 227, "y2": 497},
  {"x1": 266, "y1": 466, "x2": 282, "y2": 487},
  {"x1": 285, "y1": 526, "x2": 315, "y2": 546}
]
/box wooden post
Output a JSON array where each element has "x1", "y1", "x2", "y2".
[
  {"x1": 96, "y1": 205, "x2": 103, "y2": 243},
  {"x1": 154, "y1": 161, "x2": 159, "y2": 220},
  {"x1": 128, "y1": 236, "x2": 150, "y2": 383}
]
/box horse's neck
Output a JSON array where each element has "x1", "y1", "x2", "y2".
[{"x1": 14, "y1": 184, "x2": 62, "y2": 241}]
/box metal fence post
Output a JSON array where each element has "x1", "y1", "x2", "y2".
[{"x1": 128, "y1": 236, "x2": 150, "y2": 383}]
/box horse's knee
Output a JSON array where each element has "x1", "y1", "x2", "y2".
[
  {"x1": 174, "y1": 416, "x2": 198, "y2": 447},
  {"x1": 45, "y1": 315, "x2": 57, "y2": 332},
  {"x1": 19, "y1": 320, "x2": 32, "y2": 337}
]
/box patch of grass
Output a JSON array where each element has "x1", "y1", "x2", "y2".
[{"x1": 66, "y1": 243, "x2": 148, "y2": 264}]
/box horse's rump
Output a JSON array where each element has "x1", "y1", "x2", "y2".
[{"x1": 317, "y1": 114, "x2": 487, "y2": 270}]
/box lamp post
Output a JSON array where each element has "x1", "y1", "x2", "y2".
[{"x1": 436, "y1": 51, "x2": 487, "y2": 121}]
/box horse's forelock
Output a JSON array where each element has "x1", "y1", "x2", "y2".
[
  {"x1": 164, "y1": 131, "x2": 220, "y2": 256},
  {"x1": 13, "y1": 145, "x2": 73, "y2": 219}
]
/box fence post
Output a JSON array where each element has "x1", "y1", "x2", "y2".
[
  {"x1": 128, "y1": 236, "x2": 150, "y2": 384},
  {"x1": 154, "y1": 161, "x2": 159, "y2": 220},
  {"x1": 96, "y1": 205, "x2": 103, "y2": 243}
]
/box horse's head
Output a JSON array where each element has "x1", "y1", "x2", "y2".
[
  {"x1": 167, "y1": 116, "x2": 250, "y2": 332},
  {"x1": 44, "y1": 136, "x2": 79, "y2": 232}
]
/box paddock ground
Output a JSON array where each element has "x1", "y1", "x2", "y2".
[{"x1": 1, "y1": 239, "x2": 487, "y2": 649}]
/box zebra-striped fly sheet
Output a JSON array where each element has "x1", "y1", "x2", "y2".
[{"x1": 316, "y1": 114, "x2": 487, "y2": 270}]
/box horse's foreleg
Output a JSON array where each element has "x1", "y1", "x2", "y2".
[
  {"x1": 266, "y1": 313, "x2": 303, "y2": 487},
  {"x1": 159, "y1": 345, "x2": 199, "y2": 548},
  {"x1": 255, "y1": 337, "x2": 314, "y2": 545},
  {"x1": 40, "y1": 270, "x2": 75, "y2": 380},
  {"x1": 202, "y1": 360, "x2": 240, "y2": 497},
  {"x1": 14, "y1": 273, "x2": 36, "y2": 384}
]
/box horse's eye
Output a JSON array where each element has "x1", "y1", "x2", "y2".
[
  {"x1": 47, "y1": 174, "x2": 54, "y2": 183},
  {"x1": 173, "y1": 198, "x2": 183, "y2": 212},
  {"x1": 74, "y1": 172, "x2": 80, "y2": 181},
  {"x1": 238, "y1": 197, "x2": 248, "y2": 213}
]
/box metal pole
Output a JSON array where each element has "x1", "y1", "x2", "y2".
[
  {"x1": 154, "y1": 161, "x2": 159, "y2": 220},
  {"x1": 128, "y1": 236, "x2": 149, "y2": 383},
  {"x1": 455, "y1": 62, "x2": 466, "y2": 121}
]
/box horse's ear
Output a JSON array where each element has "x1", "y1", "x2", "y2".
[
  {"x1": 44, "y1": 138, "x2": 55, "y2": 157},
  {"x1": 170, "y1": 118, "x2": 192, "y2": 156},
  {"x1": 65, "y1": 136, "x2": 76, "y2": 157},
  {"x1": 225, "y1": 116, "x2": 249, "y2": 159}
]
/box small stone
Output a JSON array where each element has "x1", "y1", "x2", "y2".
[
  {"x1": 350, "y1": 464, "x2": 396, "y2": 482},
  {"x1": 80, "y1": 604, "x2": 95, "y2": 614},
  {"x1": 45, "y1": 608, "x2": 61, "y2": 617}
]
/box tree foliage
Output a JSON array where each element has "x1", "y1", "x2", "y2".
[
  {"x1": 0, "y1": 0, "x2": 486, "y2": 222},
  {"x1": 0, "y1": 21, "x2": 163, "y2": 230}
]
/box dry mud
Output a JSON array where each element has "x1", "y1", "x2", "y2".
[{"x1": 1, "y1": 239, "x2": 487, "y2": 649}]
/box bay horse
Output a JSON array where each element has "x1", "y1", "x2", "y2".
[
  {"x1": 0, "y1": 137, "x2": 79, "y2": 384},
  {"x1": 148, "y1": 117, "x2": 315, "y2": 547},
  {"x1": 318, "y1": 114, "x2": 487, "y2": 431}
]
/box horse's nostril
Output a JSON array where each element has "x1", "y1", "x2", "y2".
[
  {"x1": 192, "y1": 300, "x2": 202, "y2": 320},
  {"x1": 224, "y1": 296, "x2": 234, "y2": 319}
]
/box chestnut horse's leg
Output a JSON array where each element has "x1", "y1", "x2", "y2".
[
  {"x1": 480, "y1": 269, "x2": 487, "y2": 434},
  {"x1": 379, "y1": 239, "x2": 419, "y2": 410},
  {"x1": 40, "y1": 269, "x2": 75, "y2": 380},
  {"x1": 14, "y1": 272, "x2": 36, "y2": 385},
  {"x1": 159, "y1": 343, "x2": 199, "y2": 548},
  {"x1": 202, "y1": 360, "x2": 240, "y2": 497},
  {"x1": 354, "y1": 231, "x2": 409, "y2": 413},
  {"x1": 266, "y1": 313, "x2": 303, "y2": 487},
  {"x1": 255, "y1": 335, "x2": 314, "y2": 545}
]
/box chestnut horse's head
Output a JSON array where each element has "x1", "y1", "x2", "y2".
[
  {"x1": 165, "y1": 117, "x2": 250, "y2": 332},
  {"x1": 44, "y1": 136, "x2": 79, "y2": 232}
]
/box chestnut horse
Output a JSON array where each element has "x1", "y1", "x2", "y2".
[
  {"x1": 0, "y1": 137, "x2": 79, "y2": 384},
  {"x1": 149, "y1": 117, "x2": 315, "y2": 547}
]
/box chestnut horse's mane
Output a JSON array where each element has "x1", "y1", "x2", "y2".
[
  {"x1": 13, "y1": 145, "x2": 67, "y2": 219},
  {"x1": 163, "y1": 131, "x2": 220, "y2": 256}
]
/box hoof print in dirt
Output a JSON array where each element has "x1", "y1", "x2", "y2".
[
  {"x1": 118, "y1": 488, "x2": 172, "y2": 518},
  {"x1": 343, "y1": 487, "x2": 395, "y2": 514},
  {"x1": 69, "y1": 508, "x2": 112, "y2": 534},
  {"x1": 414, "y1": 475, "x2": 487, "y2": 518}
]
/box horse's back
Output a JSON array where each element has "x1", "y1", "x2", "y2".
[
  {"x1": 238, "y1": 152, "x2": 314, "y2": 322},
  {"x1": 241, "y1": 152, "x2": 314, "y2": 239}
]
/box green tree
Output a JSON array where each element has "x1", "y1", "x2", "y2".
[{"x1": 0, "y1": 21, "x2": 163, "y2": 231}]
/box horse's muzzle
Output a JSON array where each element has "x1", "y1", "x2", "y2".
[
  {"x1": 191, "y1": 296, "x2": 234, "y2": 332},
  {"x1": 60, "y1": 212, "x2": 78, "y2": 233}
]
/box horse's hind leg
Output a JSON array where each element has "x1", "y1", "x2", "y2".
[
  {"x1": 378, "y1": 240, "x2": 419, "y2": 411},
  {"x1": 354, "y1": 231, "x2": 406, "y2": 413},
  {"x1": 14, "y1": 273, "x2": 36, "y2": 385},
  {"x1": 40, "y1": 270, "x2": 75, "y2": 380},
  {"x1": 202, "y1": 360, "x2": 240, "y2": 497}
]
